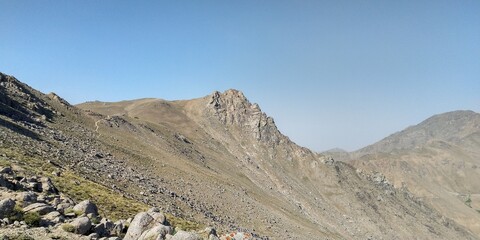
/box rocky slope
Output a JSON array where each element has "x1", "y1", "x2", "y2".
[
  {"x1": 0, "y1": 72, "x2": 477, "y2": 239},
  {"x1": 0, "y1": 166, "x2": 238, "y2": 240},
  {"x1": 331, "y1": 110, "x2": 480, "y2": 236}
]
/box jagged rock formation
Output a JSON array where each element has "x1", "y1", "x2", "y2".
[{"x1": 1, "y1": 72, "x2": 478, "y2": 239}]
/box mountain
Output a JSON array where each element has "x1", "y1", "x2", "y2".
[
  {"x1": 1, "y1": 72, "x2": 476, "y2": 239},
  {"x1": 341, "y1": 110, "x2": 480, "y2": 236}
]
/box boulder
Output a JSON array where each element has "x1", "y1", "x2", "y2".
[
  {"x1": 123, "y1": 212, "x2": 154, "y2": 240},
  {"x1": 69, "y1": 216, "x2": 92, "y2": 235},
  {"x1": 148, "y1": 207, "x2": 167, "y2": 225},
  {"x1": 40, "y1": 177, "x2": 58, "y2": 193},
  {"x1": 0, "y1": 198, "x2": 16, "y2": 218},
  {"x1": 56, "y1": 202, "x2": 72, "y2": 213},
  {"x1": 93, "y1": 222, "x2": 109, "y2": 237},
  {"x1": 170, "y1": 230, "x2": 201, "y2": 240},
  {"x1": 112, "y1": 220, "x2": 125, "y2": 236},
  {"x1": 72, "y1": 200, "x2": 98, "y2": 216},
  {"x1": 42, "y1": 211, "x2": 61, "y2": 221},
  {"x1": 0, "y1": 167, "x2": 13, "y2": 174},
  {"x1": 0, "y1": 174, "x2": 14, "y2": 189},
  {"x1": 23, "y1": 202, "x2": 55, "y2": 215},
  {"x1": 138, "y1": 224, "x2": 173, "y2": 240},
  {"x1": 15, "y1": 191, "x2": 37, "y2": 206}
]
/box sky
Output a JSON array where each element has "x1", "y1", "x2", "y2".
[{"x1": 1, "y1": 1, "x2": 479, "y2": 152}]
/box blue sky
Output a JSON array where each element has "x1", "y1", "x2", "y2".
[{"x1": 1, "y1": 1, "x2": 479, "y2": 151}]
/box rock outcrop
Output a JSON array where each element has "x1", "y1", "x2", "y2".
[{"x1": 0, "y1": 167, "x2": 250, "y2": 240}]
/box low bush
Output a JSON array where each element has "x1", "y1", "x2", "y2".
[
  {"x1": 61, "y1": 223, "x2": 75, "y2": 233},
  {"x1": 23, "y1": 212, "x2": 41, "y2": 227}
]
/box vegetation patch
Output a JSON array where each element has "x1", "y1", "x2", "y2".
[
  {"x1": 465, "y1": 194, "x2": 472, "y2": 208},
  {"x1": 165, "y1": 213, "x2": 203, "y2": 231},
  {"x1": 0, "y1": 146, "x2": 148, "y2": 220},
  {"x1": 23, "y1": 212, "x2": 41, "y2": 227},
  {"x1": 61, "y1": 223, "x2": 75, "y2": 233}
]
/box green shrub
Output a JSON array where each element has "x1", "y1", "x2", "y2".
[
  {"x1": 61, "y1": 223, "x2": 75, "y2": 233},
  {"x1": 465, "y1": 194, "x2": 472, "y2": 208},
  {"x1": 91, "y1": 216, "x2": 100, "y2": 224},
  {"x1": 8, "y1": 205, "x2": 24, "y2": 222},
  {"x1": 23, "y1": 212, "x2": 41, "y2": 227}
]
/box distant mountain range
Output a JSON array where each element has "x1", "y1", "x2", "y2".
[{"x1": 1, "y1": 72, "x2": 477, "y2": 239}]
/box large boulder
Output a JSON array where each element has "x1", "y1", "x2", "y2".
[
  {"x1": 0, "y1": 198, "x2": 16, "y2": 218},
  {"x1": 124, "y1": 208, "x2": 169, "y2": 240},
  {"x1": 72, "y1": 200, "x2": 98, "y2": 216},
  {"x1": 69, "y1": 216, "x2": 92, "y2": 235},
  {"x1": 148, "y1": 207, "x2": 167, "y2": 225},
  {"x1": 23, "y1": 202, "x2": 55, "y2": 215},
  {"x1": 170, "y1": 230, "x2": 201, "y2": 240},
  {"x1": 123, "y1": 212, "x2": 154, "y2": 240},
  {"x1": 138, "y1": 224, "x2": 173, "y2": 240}
]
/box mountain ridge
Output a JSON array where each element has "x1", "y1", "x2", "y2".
[{"x1": 1, "y1": 72, "x2": 477, "y2": 239}]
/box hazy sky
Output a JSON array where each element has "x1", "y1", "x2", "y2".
[{"x1": 1, "y1": 1, "x2": 479, "y2": 151}]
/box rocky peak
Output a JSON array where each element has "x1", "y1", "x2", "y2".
[
  {"x1": 47, "y1": 92, "x2": 71, "y2": 107},
  {"x1": 206, "y1": 89, "x2": 281, "y2": 145}
]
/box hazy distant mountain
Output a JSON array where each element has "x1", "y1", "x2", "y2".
[
  {"x1": 1, "y1": 72, "x2": 476, "y2": 239},
  {"x1": 344, "y1": 110, "x2": 480, "y2": 236}
]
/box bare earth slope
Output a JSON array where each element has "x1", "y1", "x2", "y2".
[
  {"x1": 345, "y1": 111, "x2": 480, "y2": 236},
  {"x1": 1, "y1": 72, "x2": 476, "y2": 239}
]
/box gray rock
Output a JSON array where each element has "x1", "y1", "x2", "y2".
[
  {"x1": 94, "y1": 222, "x2": 109, "y2": 237},
  {"x1": 0, "y1": 198, "x2": 16, "y2": 218},
  {"x1": 70, "y1": 216, "x2": 92, "y2": 235},
  {"x1": 50, "y1": 197, "x2": 61, "y2": 207},
  {"x1": 209, "y1": 235, "x2": 220, "y2": 240},
  {"x1": 73, "y1": 200, "x2": 99, "y2": 216},
  {"x1": 204, "y1": 227, "x2": 219, "y2": 240},
  {"x1": 42, "y1": 211, "x2": 61, "y2": 221},
  {"x1": 23, "y1": 202, "x2": 55, "y2": 215},
  {"x1": 0, "y1": 167, "x2": 13, "y2": 174},
  {"x1": 112, "y1": 220, "x2": 125, "y2": 236},
  {"x1": 56, "y1": 202, "x2": 73, "y2": 213},
  {"x1": 40, "y1": 177, "x2": 58, "y2": 193},
  {"x1": 88, "y1": 233, "x2": 99, "y2": 239},
  {"x1": 170, "y1": 230, "x2": 201, "y2": 240},
  {"x1": 0, "y1": 174, "x2": 14, "y2": 189},
  {"x1": 101, "y1": 218, "x2": 114, "y2": 231},
  {"x1": 15, "y1": 191, "x2": 37, "y2": 205},
  {"x1": 123, "y1": 212, "x2": 154, "y2": 240},
  {"x1": 138, "y1": 224, "x2": 173, "y2": 240},
  {"x1": 148, "y1": 208, "x2": 167, "y2": 225}
]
